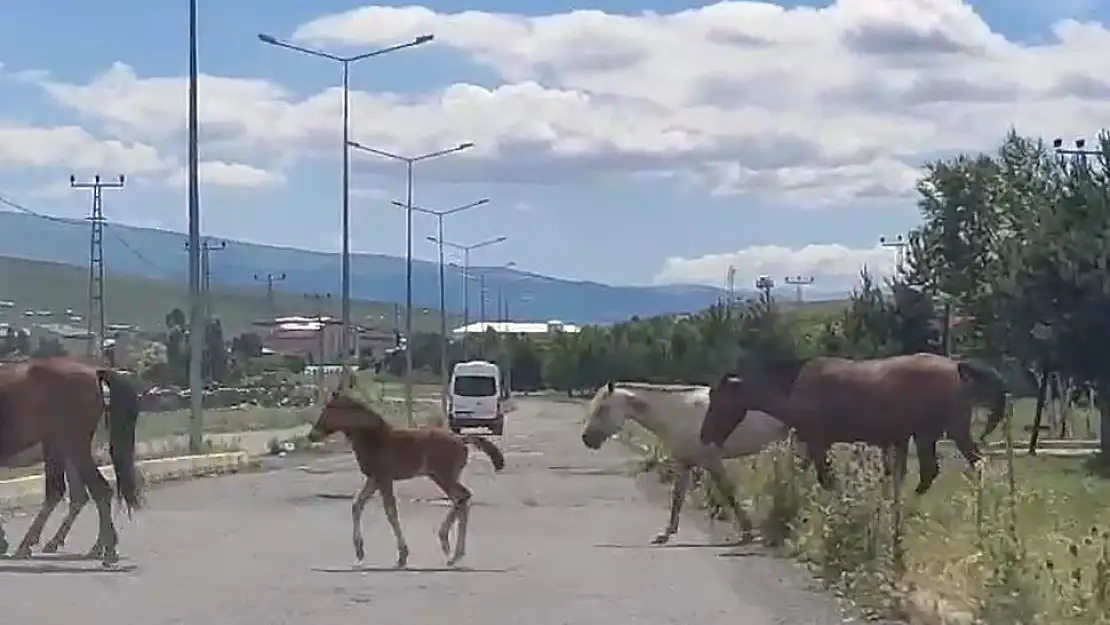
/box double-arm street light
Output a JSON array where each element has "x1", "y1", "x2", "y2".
[
  {"x1": 391, "y1": 198, "x2": 493, "y2": 414},
  {"x1": 430, "y1": 235, "x2": 508, "y2": 358},
  {"x1": 257, "y1": 31, "x2": 434, "y2": 368},
  {"x1": 348, "y1": 140, "x2": 474, "y2": 425}
]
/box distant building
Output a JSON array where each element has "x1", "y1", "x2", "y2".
[
  {"x1": 253, "y1": 315, "x2": 396, "y2": 363},
  {"x1": 450, "y1": 319, "x2": 580, "y2": 339}
]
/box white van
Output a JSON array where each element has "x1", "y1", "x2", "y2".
[{"x1": 448, "y1": 360, "x2": 504, "y2": 436}]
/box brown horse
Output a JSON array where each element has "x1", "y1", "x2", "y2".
[
  {"x1": 0, "y1": 356, "x2": 143, "y2": 565},
  {"x1": 698, "y1": 353, "x2": 1008, "y2": 494},
  {"x1": 308, "y1": 389, "x2": 505, "y2": 568}
]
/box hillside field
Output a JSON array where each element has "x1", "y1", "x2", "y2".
[{"x1": 0, "y1": 255, "x2": 450, "y2": 338}]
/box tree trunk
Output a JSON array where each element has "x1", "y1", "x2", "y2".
[{"x1": 1097, "y1": 391, "x2": 1110, "y2": 460}]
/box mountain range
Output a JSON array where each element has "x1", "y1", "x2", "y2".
[{"x1": 0, "y1": 211, "x2": 745, "y2": 324}]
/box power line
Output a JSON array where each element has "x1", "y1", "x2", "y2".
[
  {"x1": 784, "y1": 275, "x2": 814, "y2": 304},
  {"x1": 70, "y1": 174, "x2": 125, "y2": 360},
  {"x1": 0, "y1": 191, "x2": 170, "y2": 277},
  {"x1": 253, "y1": 272, "x2": 287, "y2": 320}
]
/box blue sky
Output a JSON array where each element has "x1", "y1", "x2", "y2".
[{"x1": 0, "y1": 0, "x2": 1107, "y2": 290}]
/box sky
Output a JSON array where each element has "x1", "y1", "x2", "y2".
[{"x1": 0, "y1": 0, "x2": 1107, "y2": 292}]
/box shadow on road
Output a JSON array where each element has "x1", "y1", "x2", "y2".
[
  {"x1": 594, "y1": 540, "x2": 750, "y2": 549},
  {"x1": 312, "y1": 565, "x2": 514, "y2": 574}
]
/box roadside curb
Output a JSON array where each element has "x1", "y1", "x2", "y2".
[
  {"x1": 617, "y1": 426, "x2": 969, "y2": 625},
  {"x1": 0, "y1": 451, "x2": 257, "y2": 508}
]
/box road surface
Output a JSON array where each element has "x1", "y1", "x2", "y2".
[{"x1": 0, "y1": 398, "x2": 854, "y2": 625}]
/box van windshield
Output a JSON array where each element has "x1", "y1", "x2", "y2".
[{"x1": 453, "y1": 375, "x2": 497, "y2": 397}]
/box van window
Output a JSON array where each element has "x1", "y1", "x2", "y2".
[{"x1": 453, "y1": 375, "x2": 497, "y2": 397}]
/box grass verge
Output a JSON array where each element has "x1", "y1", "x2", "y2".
[{"x1": 626, "y1": 410, "x2": 1110, "y2": 624}]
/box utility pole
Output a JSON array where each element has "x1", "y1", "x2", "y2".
[
  {"x1": 185, "y1": 239, "x2": 227, "y2": 320},
  {"x1": 478, "y1": 273, "x2": 488, "y2": 329},
  {"x1": 755, "y1": 275, "x2": 775, "y2": 303},
  {"x1": 253, "y1": 272, "x2": 287, "y2": 320},
  {"x1": 70, "y1": 174, "x2": 125, "y2": 360},
  {"x1": 186, "y1": 0, "x2": 203, "y2": 454},
  {"x1": 784, "y1": 275, "x2": 814, "y2": 304},
  {"x1": 880, "y1": 234, "x2": 908, "y2": 274},
  {"x1": 726, "y1": 265, "x2": 736, "y2": 309},
  {"x1": 305, "y1": 292, "x2": 332, "y2": 402}
]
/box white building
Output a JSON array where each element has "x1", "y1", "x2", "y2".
[{"x1": 450, "y1": 319, "x2": 580, "y2": 338}]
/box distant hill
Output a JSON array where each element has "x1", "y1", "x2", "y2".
[
  {"x1": 0, "y1": 211, "x2": 736, "y2": 323},
  {"x1": 0, "y1": 255, "x2": 444, "y2": 339}
]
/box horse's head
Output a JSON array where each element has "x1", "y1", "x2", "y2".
[
  {"x1": 581, "y1": 381, "x2": 649, "y2": 450},
  {"x1": 699, "y1": 373, "x2": 753, "y2": 447},
  {"x1": 310, "y1": 391, "x2": 388, "y2": 442}
]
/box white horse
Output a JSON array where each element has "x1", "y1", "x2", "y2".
[{"x1": 581, "y1": 381, "x2": 791, "y2": 545}]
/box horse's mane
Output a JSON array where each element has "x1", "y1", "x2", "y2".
[{"x1": 324, "y1": 392, "x2": 390, "y2": 431}]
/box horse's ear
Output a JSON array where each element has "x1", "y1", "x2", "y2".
[{"x1": 606, "y1": 380, "x2": 614, "y2": 394}]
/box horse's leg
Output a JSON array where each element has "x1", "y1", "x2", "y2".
[
  {"x1": 43, "y1": 461, "x2": 90, "y2": 554},
  {"x1": 13, "y1": 448, "x2": 68, "y2": 558},
  {"x1": 891, "y1": 440, "x2": 909, "y2": 485},
  {"x1": 809, "y1": 443, "x2": 835, "y2": 490},
  {"x1": 377, "y1": 481, "x2": 409, "y2": 569},
  {"x1": 350, "y1": 477, "x2": 377, "y2": 563},
  {"x1": 70, "y1": 448, "x2": 119, "y2": 566},
  {"x1": 440, "y1": 479, "x2": 472, "y2": 566},
  {"x1": 914, "y1": 437, "x2": 940, "y2": 495},
  {"x1": 949, "y1": 428, "x2": 983, "y2": 470},
  {"x1": 653, "y1": 462, "x2": 691, "y2": 545},
  {"x1": 701, "y1": 454, "x2": 755, "y2": 542}
]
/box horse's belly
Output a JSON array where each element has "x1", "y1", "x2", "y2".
[{"x1": 1, "y1": 444, "x2": 43, "y2": 467}]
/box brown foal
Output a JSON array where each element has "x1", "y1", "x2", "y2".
[{"x1": 308, "y1": 390, "x2": 505, "y2": 568}]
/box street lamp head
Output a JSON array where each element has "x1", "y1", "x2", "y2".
[
  {"x1": 1052, "y1": 137, "x2": 1063, "y2": 149},
  {"x1": 257, "y1": 33, "x2": 279, "y2": 45},
  {"x1": 414, "y1": 34, "x2": 435, "y2": 44},
  {"x1": 475, "y1": 198, "x2": 490, "y2": 206},
  {"x1": 1076, "y1": 138, "x2": 1086, "y2": 149},
  {"x1": 457, "y1": 142, "x2": 475, "y2": 151},
  {"x1": 493, "y1": 236, "x2": 508, "y2": 244},
  {"x1": 425, "y1": 236, "x2": 438, "y2": 244}
]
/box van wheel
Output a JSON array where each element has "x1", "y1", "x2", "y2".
[{"x1": 490, "y1": 423, "x2": 504, "y2": 436}]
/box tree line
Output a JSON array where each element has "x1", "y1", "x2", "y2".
[{"x1": 391, "y1": 130, "x2": 1110, "y2": 454}]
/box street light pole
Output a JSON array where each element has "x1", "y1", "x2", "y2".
[
  {"x1": 879, "y1": 234, "x2": 908, "y2": 274},
  {"x1": 186, "y1": 0, "x2": 203, "y2": 453},
  {"x1": 347, "y1": 140, "x2": 474, "y2": 426},
  {"x1": 391, "y1": 198, "x2": 492, "y2": 416},
  {"x1": 432, "y1": 235, "x2": 508, "y2": 359},
  {"x1": 257, "y1": 31, "x2": 434, "y2": 370}
]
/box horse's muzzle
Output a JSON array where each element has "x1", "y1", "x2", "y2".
[{"x1": 581, "y1": 431, "x2": 604, "y2": 450}]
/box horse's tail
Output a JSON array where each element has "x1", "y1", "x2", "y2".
[
  {"x1": 461, "y1": 435, "x2": 506, "y2": 472},
  {"x1": 955, "y1": 359, "x2": 1008, "y2": 442},
  {"x1": 97, "y1": 369, "x2": 144, "y2": 514}
]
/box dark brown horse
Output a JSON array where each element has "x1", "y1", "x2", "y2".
[
  {"x1": 698, "y1": 353, "x2": 1008, "y2": 494},
  {"x1": 0, "y1": 356, "x2": 143, "y2": 565},
  {"x1": 308, "y1": 384, "x2": 505, "y2": 568}
]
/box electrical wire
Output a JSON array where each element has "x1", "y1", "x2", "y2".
[{"x1": 0, "y1": 191, "x2": 173, "y2": 276}]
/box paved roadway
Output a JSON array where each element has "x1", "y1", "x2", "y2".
[{"x1": 0, "y1": 398, "x2": 853, "y2": 625}]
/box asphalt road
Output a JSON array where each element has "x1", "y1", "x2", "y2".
[{"x1": 0, "y1": 398, "x2": 852, "y2": 625}]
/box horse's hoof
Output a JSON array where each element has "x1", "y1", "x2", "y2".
[
  {"x1": 395, "y1": 547, "x2": 410, "y2": 569},
  {"x1": 446, "y1": 554, "x2": 464, "y2": 567},
  {"x1": 11, "y1": 546, "x2": 33, "y2": 559},
  {"x1": 0, "y1": 539, "x2": 9, "y2": 556},
  {"x1": 353, "y1": 539, "x2": 365, "y2": 562},
  {"x1": 85, "y1": 544, "x2": 106, "y2": 559},
  {"x1": 651, "y1": 533, "x2": 671, "y2": 545},
  {"x1": 42, "y1": 540, "x2": 62, "y2": 554}
]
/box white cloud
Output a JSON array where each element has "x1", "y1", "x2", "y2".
[
  {"x1": 22, "y1": 1, "x2": 1110, "y2": 202},
  {"x1": 654, "y1": 244, "x2": 898, "y2": 288},
  {"x1": 166, "y1": 161, "x2": 286, "y2": 189},
  {"x1": 0, "y1": 124, "x2": 170, "y2": 174}
]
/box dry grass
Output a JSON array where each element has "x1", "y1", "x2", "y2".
[{"x1": 629, "y1": 407, "x2": 1110, "y2": 624}]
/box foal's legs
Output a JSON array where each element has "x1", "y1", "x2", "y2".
[
  {"x1": 430, "y1": 474, "x2": 473, "y2": 566},
  {"x1": 350, "y1": 478, "x2": 377, "y2": 562},
  {"x1": 652, "y1": 461, "x2": 692, "y2": 545},
  {"x1": 13, "y1": 448, "x2": 69, "y2": 558},
  {"x1": 701, "y1": 454, "x2": 755, "y2": 541},
  {"x1": 808, "y1": 443, "x2": 835, "y2": 490},
  {"x1": 377, "y1": 481, "x2": 409, "y2": 568}
]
